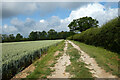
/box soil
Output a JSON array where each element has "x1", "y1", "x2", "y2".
[{"x1": 47, "y1": 41, "x2": 71, "y2": 78}]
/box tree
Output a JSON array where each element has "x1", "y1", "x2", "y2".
[
  {"x1": 48, "y1": 29, "x2": 57, "y2": 40},
  {"x1": 57, "y1": 31, "x2": 75, "y2": 39},
  {"x1": 9, "y1": 34, "x2": 15, "y2": 41},
  {"x1": 29, "y1": 31, "x2": 38, "y2": 40},
  {"x1": 41, "y1": 31, "x2": 47, "y2": 40},
  {"x1": 2, "y1": 34, "x2": 8, "y2": 42},
  {"x1": 16, "y1": 33, "x2": 23, "y2": 41},
  {"x1": 68, "y1": 16, "x2": 99, "y2": 32}
]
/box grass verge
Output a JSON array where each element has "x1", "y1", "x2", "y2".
[
  {"x1": 66, "y1": 43, "x2": 93, "y2": 78},
  {"x1": 27, "y1": 40, "x2": 65, "y2": 78},
  {"x1": 71, "y1": 40, "x2": 120, "y2": 77}
]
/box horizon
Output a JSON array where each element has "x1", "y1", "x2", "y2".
[{"x1": 1, "y1": 1, "x2": 119, "y2": 37}]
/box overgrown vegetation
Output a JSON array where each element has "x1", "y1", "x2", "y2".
[
  {"x1": 27, "y1": 40, "x2": 65, "y2": 78},
  {"x1": 68, "y1": 17, "x2": 120, "y2": 53},
  {"x1": 72, "y1": 40, "x2": 120, "y2": 77},
  {"x1": 66, "y1": 43, "x2": 93, "y2": 78}
]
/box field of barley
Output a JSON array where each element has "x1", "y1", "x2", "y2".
[{"x1": 2, "y1": 40, "x2": 63, "y2": 79}]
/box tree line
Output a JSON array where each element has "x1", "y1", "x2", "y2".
[
  {"x1": 1, "y1": 29, "x2": 75, "y2": 42},
  {"x1": 1, "y1": 16, "x2": 98, "y2": 42},
  {"x1": 1, "y1": 16, "x2": 99, "y2": 43}
]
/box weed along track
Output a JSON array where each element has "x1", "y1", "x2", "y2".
[
  {"x1": 68, "y1": 40, "x2": 117, "y2": 78},
  {"x1": 48, "y1": 40, "x2": 71, "y2": 78}
]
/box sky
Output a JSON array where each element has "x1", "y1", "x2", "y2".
[{"x1": 0, "y1": 1, "x2": 119, "y2": 37}]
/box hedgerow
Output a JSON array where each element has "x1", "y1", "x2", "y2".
[{"x1": 67, "y1": 17, "x2": 120, "y2": 53}]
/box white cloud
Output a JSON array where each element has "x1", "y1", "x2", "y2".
[
  {"x1": 65, "y1": 3, "x2": 118, "y2": 26},
  {"x1": 4, "y1": 25, "x2": 7, "y2": 29},
  {"x1": 2, "y1": 16, "x2": 69, "y2": 37},
  {"x1": 2, "y1": 3, "x2": 118, "y2": 37},
  {"x1": 2, "y1": 2, "x2": 89, "y2": 18},
  {"x1": 40, "y1": 19, "x2": 45, "y2": 23},
  {"x1": 2, "y1": 24, "x2": 18, "y2": 34}
]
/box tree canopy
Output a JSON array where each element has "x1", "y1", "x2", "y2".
[
  {"x1": 16, "y1": 33, "x2": 23, "y2": 41},
  {"x1": 1, "y1": 29, "x2": 75, "y2": 42},
  {"x1": 68, "y1": 16, "x2": 99, "y2": 32}
]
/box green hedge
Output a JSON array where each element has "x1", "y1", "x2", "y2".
[{"x1": 68, "y1": 17, "x2": 120, "y2": 53}]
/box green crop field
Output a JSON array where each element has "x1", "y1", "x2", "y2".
[
  {"x1": 2, "y1": 40, "x2": 63, "y2": 79},
  {"x1": 2, "y1": 40, "x2": 62, "y2": 63}
]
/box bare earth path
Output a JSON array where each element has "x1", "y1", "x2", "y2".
[
  {"x1": 68, "y1": 40, "x2": 117, "y2": 78},
  {"x1": 47, "y1": 41, "x2": 71, "y2": 78}
]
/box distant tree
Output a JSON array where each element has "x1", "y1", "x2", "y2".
[
  {"x1": 22, "y1": 37, "x2": 29, "y2": 41},
  {"x1": 16, "y1": 33, "x2": 23, "y2": 41},
  {"x1": 9, "y1": 34, "x2": 15, "y2": 41},
  {"x1": 57, "y1": 31, "x2": 64, "y2": 39},
  {"x1": 48, "y1": 29, "x2": 57, "y2": 40},
  {"x1": 29, "y1": 31, "x2": 38, "y2": 40},
  {"x1": 37, "y1": 32, "x2": 42, "y2": 40},
  {"x1": 68, "y1": 16, "x2": 99, "y2": 32},
  {"x1": 41, "y1": 31, "x2": 47, "y2": 39},
  {"x1": 2, "y1": 34, "x2": 8, "y2": 42},
  {"x1": 2, "y1": 30, "x2": 75, "y2": 42},
  {"x1": 57, "y1": 31, "x2": 75, "y2": 39}
]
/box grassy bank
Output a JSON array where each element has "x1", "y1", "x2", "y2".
[
  {"x1": 66, "y1": 42, "x2": 93, "y2": 78},
  {"x1": 72, "y1": 40, "x2": 120, "y2": 77},
  {"x1": 27, "y1": 40, "x2": 65, "y2": 78}
]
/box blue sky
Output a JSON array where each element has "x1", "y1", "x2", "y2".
[
  {"x1": 2, "y1": 2, "x2": 118, "y2": 26},
  {"x1": 2, "y1": 6, "x2": 72, "y2": 25},
  {"x1": 1, "y1": 2, "x2": 119, "y2": 37}
]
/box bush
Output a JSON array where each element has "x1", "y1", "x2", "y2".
[{"x1": 68, "y1": 17, "x2": 120, "y2": 53}]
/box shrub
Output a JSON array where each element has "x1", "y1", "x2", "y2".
[{"x1": 68, "y1": 17, "x2": 120, "y2": 53}]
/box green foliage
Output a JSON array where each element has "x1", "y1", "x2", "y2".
[
  {"x1": 68, "y1": 17, "x2": 120, "y2": 53},
  {"x1": 29, "y1": 31, "x2": 38, "y2": 40},
  {"x1": 16, "y1": 33, "x2": 23, "y2": 41},
  {"x1": 9, "y1": 34, "x2": 15, "y2": 40},
  {"x1": 68, "y1": 16, "x2": 98, "y2": 32},
  {"x1": 2, "y1": 40, "x2": 63, "y2": 79},
  {"x1": 57, "y1": 31, "x2": 75, "y2": 39},
  {"x1": 2, "y1": 29, "x2": 75, "y2": 42},
  {"x1": 48, "y1": 29, "x2": 57, "y2": 40}
]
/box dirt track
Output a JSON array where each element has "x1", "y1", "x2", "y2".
[
  {"x1": 68, "y1": 40, "x2": 117, "y2": 78},
  {"x1": 12, "y1": 40, "x2": 117, "y2": 79},
  {"x1": 47, "y1": 41, "x2": 71, "y2": 78}
]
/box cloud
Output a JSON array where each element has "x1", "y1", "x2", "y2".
[
  {"x1": 2, "y1": 3, "x2": 118, "y2": 37},
  {"x1": 2, "y1": 2, "x2": 38, "y2": 18},
  {"x1": 40, "y1": 19, "x2": 45, "y2": 23},
  {"x1": 65, "y1": 3, "x2": 118, "y2": 26},
  {"x1": 2, "y1": 2, "x2": 89, "y2": 18},
  {"x1": 46, "y1": 16, "x2": 61, "y2": 28},
  {"x1": 2, "y1": 16, "x2": 69, "y2": 37},
  {"x1": 2, "y1": 24, "x2": 18, "y2": 34}
]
